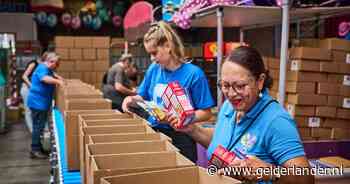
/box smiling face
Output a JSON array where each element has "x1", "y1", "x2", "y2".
[
  {"x1": 221, "y1": 61, "x2": 264, "y2": 112},
  {"x1": 144, "y1": 40, "x2": 172, "y2": 67}
]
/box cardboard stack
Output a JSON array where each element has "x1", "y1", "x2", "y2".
[
  {"x1": 266, "y1": 38, "x2": 350, "y2": 141},
  {"x1": 55, "y1": 36, "x2": 110, "y2": 89}
]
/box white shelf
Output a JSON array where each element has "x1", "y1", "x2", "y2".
[{"x1": 191, "y1": 5, "x2": 350, "y2": 28}]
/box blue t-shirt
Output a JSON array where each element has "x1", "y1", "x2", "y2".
[
  {"x1": 27, "y1": 63, "x2": 55, "y2": 110},
  {"x1": 208, "y1": 89, "x2": 305, "y2": 183},
  {"x1": 0, "y1": 69, "x2": 5, "y2": 86},
  {"x1": 138, "y1": 62, "x2": 215, "y2": 128}
]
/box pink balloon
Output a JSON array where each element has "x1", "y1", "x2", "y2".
[
  {"x1": 339, "y1": 21, "x2": 350, "y2": 37},
  {"x1": 71, "y1": 16, "x2": 81, "y2": 30},
  {"x1": 61, "y1": 13, "x2": 71, "y2": 27},
  {"x1": 112, "y1": 16, "x2": 122, "y2": 27}
]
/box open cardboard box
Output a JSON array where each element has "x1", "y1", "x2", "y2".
[
  {"x1": 80, "y1": 124, "x2": 155, "y2": 183},
  {"x1": 101, "y1": 166, "x2": 241, "y2": 184},
  {"x1": 82, "y1": 119, "x2": 145, "y2": 127},
  {"x1": 65, "y1": 98, "x2": 112, "y2": 111},
  {"x1": 64, "y1": 110, "x2": 130, "y2": 170},
  {"x1": 84, "y1": 140, "x2": 179, "y2": 184},
  {"x1": 89, "y1": 151, "x2": 194, "y2": 184},
  {"x1": 87, "y1": 132, "x2": 171, "y2": 144}
]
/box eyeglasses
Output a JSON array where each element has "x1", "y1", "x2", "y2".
[{"x1": 217, "y1": 79, "x2": 252, "y2": 94}]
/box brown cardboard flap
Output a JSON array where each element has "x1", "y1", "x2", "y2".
[
  {"x1": 88, "y1": 133, "x2": 171, "y2": 144},
  {"x1": 91, "y1": 152, "x2": 194, "y2": 184},
  {"x1": 101, "y1": 167, "x2": 240, "y2": 184},
  {"x1": 83, "y1": 119, "x2": 145, "y2": 127}
]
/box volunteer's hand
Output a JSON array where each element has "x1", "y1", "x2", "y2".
[
  {"x1": 122, "y1": 96, "x2": 134, "y2": 113},
  {"x1": 218, "y1": 155, "x2": 274, "y2": 181},
  {"x1": 57, "y1": 79, "x2": 64, "y2": 87},
  {"x1": 168, "y1": 116, "x2": 196, "y2": 134}
]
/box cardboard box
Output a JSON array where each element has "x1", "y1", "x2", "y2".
[
  {"x1": 315, "y1": 106, "x2": 337, "y2": 118},
  {"x1": 297, "y1": 127, "x2": 311, "y2": 139},
  {"x1": 85, "y1": 141, "x2": 179, "y2": 184},
  {"x1": 332, "y1": 51, "x2": 350, "y2": 63},
  {"x1": 75, "y1": 61, "x2": 93, "y2": 72},
  {"x1": 83, "y1": 48, "x2": 97, "y2": 60},
  {"x1": 287, "y1": 104, "x2": 315, "y2": 117},
  {"x1": 268, "y1": 58, "x2": 291, "y2": 69},
  {"x1": 320, "y1": 38, "x2": 350, "y2": 51},
  {"x1": 82, "y1": 72, "x2": 92, "y2": 83},
  {"x1": 82, "y1": 119, "x2": 144, "y2": 128},
  {"x1": 311, "y1": 128, "x2": 332, "y2": 139},
  {"x1": 93, "y1": 61, "x2": 109, "y2": 72},
  {"x1": 324, "y1": 118, "x2": 350, "y2": 129},
  {"x1": 287, "y1": 72, "x2": 328, "y2": 82},
  {"x1": 317, "y1": 83, "x2": 339, "y2": 95},
  {"x1": 320, "y1": 62, "x2": 339, "y2": 73},
  {"x1": 55, "y1": 36, "x2": 74, "y2": 48},
  {"x1": 55, "y1": 48, "x2": 69, "y2": 59},
  {"x1": 294, "y1": 116, "x2": 323, "y2": 128},
  {"x1": 87, "y1": 133, "x2": 170, "y2": 144},
  {"x1": 327, "y1": 96, "x2": 343, "y2": 107},
  {"x1": 269, "y1": 69, "x2": 280, "y2": 79},
  {"x1": 65, "y1": 98, "x2": 111, "y2": 111},
  {"x1": 57, "y1": 61, "x2": 75, "y2": 72},
  {"x1": 339, "y1": 85, "x2": 350, "y2": 96},
  {"x1": 336, "y1": 108, "x2": 350, "y2": 120},
  {"x1": 287, "y1": 94, "x2": 327, "y2": 106},
  {"x1": 338, "y1": 63, "x2": 350, "y2": 74},
  {"x1": 57, "y1": 72, "x2": 70, "y2": 79},
  {"x1": 290, "y1": 59, "x2": 320, "y2": 72},
  {"x1": 286, "y1": 82, "x2": 315, "y2": 94},
  {"x1": 74, "y1": 37, "x2": 92, "y2": 48},
  {"x1": 293, "y1": 39, "x2": 320, "y2": 48},
  {"x1": 100, "y1": 166, "x2": 240, "y2": 184},
  {"x1": 79, "y1": 124, "x2": 156, "y2": 182},
  {"x1": 65, "y1": 110, "x2": 125, "y2": 170},
  {"x1": 331, "y1": 128, "x2": 350, "y2": 140},
  {"x1": 328, "y1": 74, "x2": 344, "y2": 84},
  {"x1": 92, "y1": 37, "x2": 110, "y2": 48},
  {"x1": 70, "y1": 72, "x2": 83, "y2": 79},
  {"x1": 97, "y1": 49, "x2": 109, "y2": 60},
  {"x1": 290, "y1": 47, "x2": 331, "y2": 61},
  {"x1": 69, "y1": 48, "x2": 83, "y2": 60},
  {"x1": 89, "y1": 152, "x2": 194, "y2": 184}
]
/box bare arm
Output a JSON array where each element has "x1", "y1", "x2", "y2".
[
  {"x1": 22, "y1": 63, "x2": 36, "y2": 87},
  {"x1": 276, "y1": 156, "x2": 315, "y2": 184},
  {"x1": 53, "y1": 72, "x2": 63, "y2": 80},
  {"x1": 114, "y1": 82, "x2": 137, "y2": 96},
  {"x1": 41, "y1": 76, "x2": 63, "y2": 86},
  {"x1": 186, "y1": 124, "x2": 214, "y2": 148}
]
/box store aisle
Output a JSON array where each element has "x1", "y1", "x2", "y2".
[{"x1": 0, "y1": 121, "x2": 50, "y2": 184}]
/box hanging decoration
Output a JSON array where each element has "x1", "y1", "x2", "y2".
[
  {"x1": 7, "y1": 53, "x2": 20, "y2": 108},
  {"x1": 35, "y1": 11, "x2": 48, "y2": 26},
  {"x1": 71, "y1": 15, "x2": 81, "y2": 30},
  {"x1": 82, "y1": 14, "x2": 93, "y2": 28},
  {"x1": 47, "y1": 13, "x2": 58, "y2": 27},
  {"x1": 111, "y1": 1, "x2": 126, "y2": 28},
  {"x1": 338, "y1": 21, "x2": 350, "y2": 37},
  {"x1": 61, "y1": 12, "x2": 72, "y2": 27},
  {"x1": 112, "y1": 15, "x2": 123, "y2": 27},
  {"x1": 91, "y1": 16, "x2": 102, "y2": 30}
]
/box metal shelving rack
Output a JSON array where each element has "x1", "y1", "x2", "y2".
[{"x1": 188, "y1": 2, "x2": 350, "y2": 107}]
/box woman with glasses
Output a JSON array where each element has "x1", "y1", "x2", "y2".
[
  {"x1": 122, "y1": 21, "x2": 215, "y2": 163},
  {"x1": 168, "y1": 46, "x2": 314, "y2": 183}
]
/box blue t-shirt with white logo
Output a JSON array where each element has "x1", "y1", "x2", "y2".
[
  {"x1": 27, "y1": 63, "x2": 55, "y2": 110},
  {"x1": 138, "y1": 62, "x2": 215, "y2": 128},
  {"x1": 207, "y1": 89, "x2": 305, "y2": 183}
]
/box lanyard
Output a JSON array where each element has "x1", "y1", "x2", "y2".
[{"x1": 227, "y1": 99, "x2": 277, "y2": 152}]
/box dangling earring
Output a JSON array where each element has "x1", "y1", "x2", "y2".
[{"x1": 258, "y1": 91, "x2": 263, "y2": 98}]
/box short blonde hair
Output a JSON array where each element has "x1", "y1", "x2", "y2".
[{"x1": 143, "y1": 21, "x2": 185, "y2": 63}]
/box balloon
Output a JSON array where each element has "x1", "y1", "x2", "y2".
[
  {"x1": 113, "y1": 3, "x2": 125, "y2": 16},
  {"x1": 91, "y1": 16, "x2": 102, "y2": 30},
  {"x1": 338, "y1": 21, "x2": 350, "y2": 37},
  {"x1": 112, "y1": 15, "x2": 122, "y2": 27},
  {"x1": 98, "y1": 8, "x2": 109, "y2": 22},
  {"x1": 47, "y1": 14, "x2": 57, "y2": 27},
  {"x1": 82, "y1": 14, "x2": 93, "y2": 28},
  {"x1": 71, "y1": 16, "x2": 81, "y2": 30},
  {"x1": 61, "y1": 12, "x2": 72, "y2": 27},
  {"x1": 36, "y1": 11, "x2": 47, "y2": 25},
  {"x1": 96, "y1": 0, "x2": 104, "y2": 10}
]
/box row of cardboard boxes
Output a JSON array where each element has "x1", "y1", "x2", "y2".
[
  {"x1": 57, "y1": 80, "x2": 240, "y2": 184},
  {"x1": 265, "y1": 38, "x2": 350, "y2": 141}
]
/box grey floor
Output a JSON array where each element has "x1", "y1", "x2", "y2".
[{"x1": 0, "y1": 121, "x2": 50, "y2": 184}]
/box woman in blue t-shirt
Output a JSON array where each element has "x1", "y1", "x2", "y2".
[
  {"x1": 122, "y1": 21, "x2": 215, "y2": 162},
  {"x1": 167, "y1": 46, "x2": 314, "y2": 183}
]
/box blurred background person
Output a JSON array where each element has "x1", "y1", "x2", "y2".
[{"x1": 102, "y1": 53, "x2": 137, "y2": 112}]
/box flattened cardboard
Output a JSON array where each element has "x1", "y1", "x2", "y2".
[
  {"x1": 287, "y1": 94, "x2": 327, "y2": 106},
  {"x1": 101, "y1": 166, "x2": 240, "y2": 184},
  {"x1": 90, "y1": 152, "x2": 194, "y2": 184}
]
